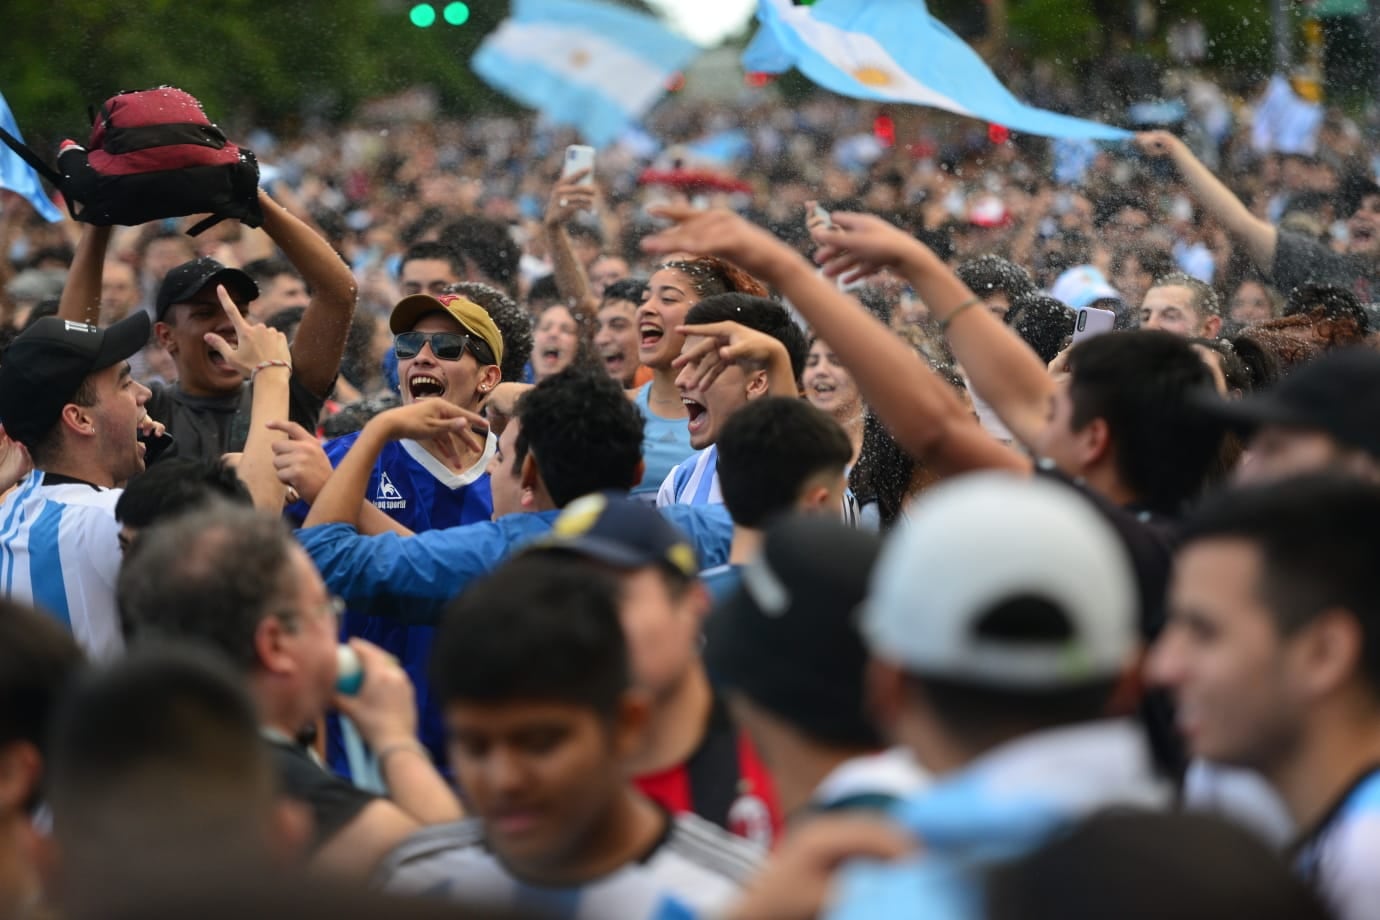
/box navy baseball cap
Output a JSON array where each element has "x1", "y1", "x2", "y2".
[
  {"x1": 530, "y1": 493, "x2": 699, "y2": 577},
  {"x1": 0, "y1": 312, "x2": 150, "y2": 446},
  {"x1": 705, "y1": 515, "x2": 884, "y2": 749},
  {"x1": 154, "y1": 257, "x2": 258, "y2": 322}
]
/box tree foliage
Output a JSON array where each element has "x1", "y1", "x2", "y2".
[{"x1": 1, "y1": 0, "x2": 511, "y2": 139}]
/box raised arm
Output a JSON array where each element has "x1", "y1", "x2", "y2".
[
  {"x1": 303, "y1": 400, "x2": 487, "y2": 529},
  {"x1": 542, "y1": 170, "x2": 600, "y2": 318},
  {"x1": 816, "y1": 213, "x2": 1055, "y2": 448},
  {"x1": 57, "y1": 224, "x2": 112, "y2": 325},
  {"x1": 641, "y1": 208, "x2": 1028, "y2": 479},
  {"x1": 1136, "y1": 131, "x2": 1277, "y2": 271},
  {"x1": 203, "y1": 284, "x2": 292, "y2": 511},
  {"x1": 257, "y1": 188, "x2": 358, "y2": 398}
]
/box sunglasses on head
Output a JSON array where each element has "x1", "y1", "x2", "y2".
[{"x1": 394, "y1": 331, "x2": 472, "y2": 361}]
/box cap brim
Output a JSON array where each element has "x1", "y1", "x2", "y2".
[
  {"x1": 390, "y1": 295, "x2": 448, "y2": 335},
  {"x1": 1188, "y1": 388, "x2": 1312, "y2": 436},
  {"x1": 94, "y1": 312, "x2": 152, "y2": 370},
  {"x1": 534, "y1": 535, "x2": 658, "y2": 571},
  {"x1": 160, "y1": 268, "x2": 259, "y2": 317}
]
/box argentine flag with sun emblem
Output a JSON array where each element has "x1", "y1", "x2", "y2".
[
  {"x1": 745, "y1": 0, "x2": 1129, "y2": 141},
  {"x1": 472, "y1": 0, "x2": 701, "y2": 148}
]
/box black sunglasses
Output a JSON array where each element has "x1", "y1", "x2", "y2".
[{"x1": 395, "y1": 331, "x2": 471, "y2": 361}]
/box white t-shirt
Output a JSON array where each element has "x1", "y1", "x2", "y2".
[
  {"x1": 0, "y1": 471, "x2": 125, "y2": 659},
  {"x1": 380, "y1": 812, "x2": 760, "y2": 919}
]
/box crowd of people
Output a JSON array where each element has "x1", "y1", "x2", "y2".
[{"x1": 3, "y1": 58, "x2": 1380, "y2": 920}]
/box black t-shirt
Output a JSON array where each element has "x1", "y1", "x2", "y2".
[
  {"x1": 145, "y1": 376, "x2": 325, "y2": 462},
  {"x1": 1035, "y1": 463, "x2": 1176, "y2": 640},
  {"x1": 1273, "y1": 230, "x2": 1380, "y2": 304},
  {"x1": 1035, "y1": 464, "x2": 1185, "y2": 778},
  {"x1": 266, "y1": 736, "x2": 376, "y2": 850}
]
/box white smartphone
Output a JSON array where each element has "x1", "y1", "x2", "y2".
[
  {"x1": 1071, "y1": 306, "x2": 1117, "y2": 343},
  {"x1": 562, "y1": 145, "x2": 595, "y2": 186},
  {"x1": 811, "y1": 203, "x2": 835, "y2": 229}
]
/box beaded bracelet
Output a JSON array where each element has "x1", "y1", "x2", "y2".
[
  {"x1": 939, "y1": 297, "x2": 982, "y2": 334},
  {"x1": 250, "y1": 359, "x2": 292, "y2": 381}
]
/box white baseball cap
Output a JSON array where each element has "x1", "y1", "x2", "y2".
[{"x1": 861, "y1": 472, "x2": 1137, "y2": 688}]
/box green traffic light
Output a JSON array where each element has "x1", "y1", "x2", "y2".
[
  {"x1": 443, "y1": 2, "x2": 470, "y2": 25},
  {"x1": 409, "y1": 3, "x2": 436, "y2": 27}
]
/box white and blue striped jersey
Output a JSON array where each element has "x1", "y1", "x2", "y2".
[
  {"x1": 379, "y1": 812, "x2": 760, "y2": 919},
  {"x1": 0, "y1": 471, "x2": 124, "y2": 659},
  {"x1": 656, "y1": 446, "x2": 721, "y2": 508}
]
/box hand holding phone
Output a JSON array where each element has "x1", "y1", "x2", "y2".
[
  {"x1": 1071, "y1": 306, "x2": 1117, "y2": 344},
  {"x1": 562, "y1": 145, "x2": 595, "y2": 187}
]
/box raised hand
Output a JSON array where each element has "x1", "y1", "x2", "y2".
[
  {"x1": 267, "y1": 420, "x2": 335, "y2": 505},
  {"x1": 640, "y1": 205, "x2": 795, "y2": 282},
  {"x1": 672, "y1": 320, "x2": 791, "y2": 394},
  {"x1": 544, "y1": 169, "x2": 598, "y2": 227},
  {"x1": 203, "y1": 284, "x2": 293, "y2": 378},
  {"x1": 811, "y1": 212, "x2": 934, "y2": 285},
  {"x1": 1134, "y1": 130, "x2": 1183, "y2": 158},
  {"x1": 368, "y1": 399, "x2": 489, "y2": 464}
]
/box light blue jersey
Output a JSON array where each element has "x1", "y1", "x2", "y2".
[
  {"x1": 633, "y1": 383, "x2": 695, "y2": 501},
  {"x1": 826, "y1": 720, "x2": 1168, "y2": 920},
  {"x1": 0, "y1": 471, "x2": 124, "y2": 659},
  {"x1": 657, "y1": 446, "x2": 721, "y2": 508}
]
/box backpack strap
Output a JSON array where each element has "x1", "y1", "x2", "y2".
[
  {"x1": 0, "y1": 123, "x2": 64, "y2": 187},
  {"x1": 185, "y1": 213, "x2": 228, "y2": 237}
]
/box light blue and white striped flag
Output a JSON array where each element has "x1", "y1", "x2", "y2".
[
  {"x1": 0, "y1": 91, "x2": 62, "y2": 222},
  {"x1": 744, "y1": 0, "x2": 1129, "y2": 141},
  {"x1": 472, "y1": 0, "x2": 702, "y2": 149}
]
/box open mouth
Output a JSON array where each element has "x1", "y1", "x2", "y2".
[
  {"x1": 639, "y1": 324, "x2": 664, "y2": 348},
  {"x1": 539, "y1": 347, "x2": 562, "y2": 364},
  {"x1": 408, "y1": 374, "x2": 446, "y2": 399},
  {"x1": 811, "y1": 381, "x2": 837, "y2": 395},
  {"x1": 602, "y1": 350, "x2": 626, "y2": 370},
  {"x1": 683, "y1": 397, "x2": 707, "y2": 434}
]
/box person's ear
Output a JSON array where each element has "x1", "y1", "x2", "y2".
[
  {"x1": 1297, "y1": 609, "x2": 1363, "y2": 699},
  {"x1": 267, "y1": 799, "x2": 312, "y2": 867},
  {"x1": 630, "y1": 459, "x2": 645, "y2": 489},
  {"x1": 0, "y1": 741, "x2": 41, "y2": 816},
  {"x1": 59, "y1": 402, "x2": 96, "y2": 440},
  {"x1": 253, "y1": 614, "x2": 296, "y2": 677},
  {"x1": 519, "y1": 453, "x2": 541, "y2": 509},
  {"x1": 154, "y1": 320, "x2": 177, "y2": 355},
  {"x1": 865, "y1": 659, "x2": 906, "y2": 737},
  {"x1": 477, "y1": 364, "x2": 501, "y2": 395},
  {"x1": 1077, "y1": 416, "x2": 1111, "y2": 468},
  {"x1": 744, "y1": 368, "x2": 770, "y2": 399},
  {"x1": 796, "y1": 483, "x2": 832, "y2": 513},
  {"x1": 1203, "y1": 315, "x2": 1223, "y2": 339},
  {"x1": 612, "y1": 690, "x2": 651, "y2": 759}
]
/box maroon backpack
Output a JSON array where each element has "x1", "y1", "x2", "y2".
[{"x1": 0, "y1": 86, "x2": 262, "y2": 235}]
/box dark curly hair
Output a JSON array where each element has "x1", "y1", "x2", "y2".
[
  {"x1": 445, "y1": 281, "x2": 533, "y2": 383},
  {"x1": 439, "y1": 216, "x2": 521, "y2": 296},
  {"x1": 513, "y1": 368, "x2": 645, "y2": 506}
]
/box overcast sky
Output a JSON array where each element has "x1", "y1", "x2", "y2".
[{"x1": 647, "y1": 0, "x2": 758, "y2": 45}]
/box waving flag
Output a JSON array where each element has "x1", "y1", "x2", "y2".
[
  {"x1": 0, "y1": 92, "x2": 62, "y2": 222},
  {"x1": 472, "y1": 0, "x2": 702, "y2": 149},
  {"x1": 744, "y1": 0, "x2": 1129, "y2": 141}
]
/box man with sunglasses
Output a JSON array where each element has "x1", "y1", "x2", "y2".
[{"x1": 279, "y1": 292, "x2": 504, "y2": 775}]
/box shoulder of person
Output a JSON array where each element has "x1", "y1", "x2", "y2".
[
  {"x1": 660, "y1": 812, "x2": 764, "y2": 884},
  {"x1": 375, "y1": 818, "x2": 487, "y2": 886}
]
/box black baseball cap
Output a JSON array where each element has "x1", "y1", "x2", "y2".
[
  {"x1": 1193, "y1": 348, "x2": 1380, "y2": 459},
  {"x1": 530, "y1": 493, "x2": 699, "y2": 577},
  {"x1": 705, "y1": 515, "x2": 884, "y2": 750},
  {"x1": 0, "y1": 312, "x2": 151, "y2": 446},
  {"x1": 154, "y1": 257, "x2": 258, "y2": 322}
]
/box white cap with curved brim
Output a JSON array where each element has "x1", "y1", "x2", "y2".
[{"x1": 861, "y1": 472, "x2": 1137, "y2": 689}]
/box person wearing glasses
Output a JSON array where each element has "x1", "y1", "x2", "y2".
[{"x1": 278, "y1": 291, "x2": 505, "y2": 777}]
